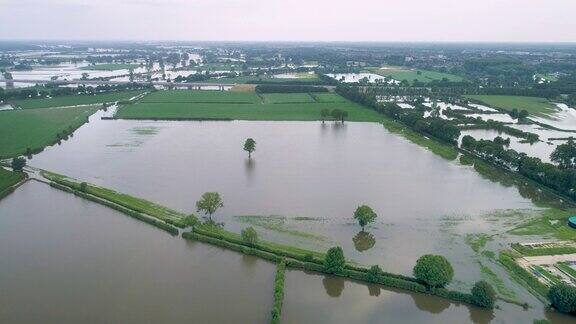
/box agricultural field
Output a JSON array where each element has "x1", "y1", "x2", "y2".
[
  {"x1": 311, "y1": 93, "x2": 348, "y2": 103},
  {"x1": 261, "y1": 93, "x2": 315, "y2": 104},
  {"x1": 81, "y1": 63, "x2": 141, "y2": 71},
  {"x1": 13, "y1": 90, "x2": 145, "y2": 109},
  {"x1": 0, "y1": 106, "x2": 98, "y2": 158},
  {"x1": 116, "y1": 90, "x2": 382, "y2": 122},
  {"x1": 368, "y1": 66, "x2": 464, "y2": 83},
  {"x1": 465, "y1": 95, "x2": 558, "y2": 117}
]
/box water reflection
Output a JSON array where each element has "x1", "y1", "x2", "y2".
[
  {"x1": 367, "y1": 284, "x2": 381, "y2": 296},
  {"x1": 411, "y1": 291, "x2": 450, "y2": 314},
  {"x1": 469, "y1": 305, "x2": 495, "y2": 324},
  {"x1": 244, "y1": 158, "x2": 256, "y2": 181},
  {"x1": 322, "y1": 275, "x2": 345, "y2": 297},
  {"x1": 352, "y1": 231, "x2": 376, "y2": 252}
]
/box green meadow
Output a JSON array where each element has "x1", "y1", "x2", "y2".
[
  {"x1": 0, "y1": 106, "x2": 98, "y2": 158},
  {"x1": 465, "y1": 95, "x2": 558, "y2": 117},
  {"x1": 116, "y1": 90, "x2": 383, "y2": 122}
]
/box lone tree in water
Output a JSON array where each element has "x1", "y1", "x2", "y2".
[
  {"x1": 353, "y1": 205, "x2": 377, "y2": 231},
  {"x1": 413, "y1": 254, "x2": 454, "y2": 289},
  {"x1": 243, "y1": 138, "x2": 256, "y2": 159},
  {"x1": 11, "y1": 157, "x2": 26, "y2": 172},
  {"x1": 195, "y1": 192, "x2": 223, "y2": 221}
]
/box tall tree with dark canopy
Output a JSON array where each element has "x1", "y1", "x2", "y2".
[
  {"x1": 324, "y1": 246, "x2": 345, "y2": 274},
  {"x1": 471, "y1": 281, "x2": 496, "y2": 308},
  {"x1": 11, "y1": 157, "x2": 26, "y2": 172},
  {"x1": 548, "y1": 283, "x2": 576, "y2": 314},
  {"x1": 551, "y1": 138, "x2": 576, "y2": 169}
]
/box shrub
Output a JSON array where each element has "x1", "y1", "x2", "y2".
[
  {"x1": 79, "y1": 182, "x2": 88, "y2": 192},
  {"x1": 548, "y1": 283, "x2": 576, "y2": 314},
  {"x1": 11, "y1": 157, "x2": 26, "y2": 172},
  {"x1": 471, "y1": 280, "x2": 496, "y2": 308},
  {"x1": 366, "y1": 265, "x2": 384, "y2": 282},
  {"x1": 241, "y1": 227, "x2": 258, "y2": 246},
  {"x1": 413, "y1": 254, "x2": 454, "y2": 288},
  {"x1": 182, "y1": 214, "x2": 199, "y2": 226},
  {"x1": 324, "y1": 246, "x2": 345, "y2": 274}
]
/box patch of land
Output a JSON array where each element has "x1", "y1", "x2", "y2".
[
  {"x1": 234, "y1": 215, "x2": 328, "y2": 241},
  {"x1": 368, "y1": 66, "x2": 463, "y2": 83},
  {"x1": 465, "y1": 95, "x2": 558, "y2": 118},
  {"x1": 0, "y1": 168, "x2": 25, "y2": 199},
  {"x1": 116, "y1": 90, "x2": 383, "y2": 122},
  {"x1": 0, "y1": 106, "x2": 98, "y2": 158},
  {"x1": 311, "y1": 93, "x2": 348, "y2": 103},
  {"x1": 261, "y1": 93, "x2": 315, "y2": 104},
  {"x1": 13, "y1": 91, "x2": 145, "y2": 109},
  {"x1": 81, "y1": 63, "x2": 140, "y2": 71},
  {"x1": 508, "y1": 208, "x2": 576, "y2": 240}
]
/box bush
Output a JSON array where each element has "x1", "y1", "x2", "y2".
[
  {"x1": 548, "y1": 283, "x2": 576, "y2": 314},
  {"x1": 79, "y1": 182, "x2": 88, "y2": 192},
  {"x1": 11, "y1": 157, "x2": 26, "y2": 172},
  {"x1": 413, "y1": 254, "x2": 454, "y2": 288},
  {"x1": 366, "y1": 265, "x2": 384, "y2": 282},
  {"x1": 324, "y1": 246, "x2": 346, "y2": 274},
  {"x1": 471, "y1": 281, "x2": 496, "y2": 308},
  {"x1": 182, "y1": 215, "x2": 199, "y2": 226},
  {"x1": 241, "y1": 226, "x2": 258, "y2": 246}
]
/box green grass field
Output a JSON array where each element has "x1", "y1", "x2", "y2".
[
  {"x1": 116, "y1": 90, "x2": 383, "y2": 122},
  {"x1": 369, "y1": 66, "x2": 463, "y2": 83},
  {"x1": 0, "y1": 168, "x2": 24, "y2": 198},
  {"x1": 13, "y1": 91, "x2": 145, "y2": 109},
  {"x1": 311, "y1": 93, "x2": 348, "y2": 103},
  {"x1": 261, "y1": 93, "x2": 315, "y2": 104},
  {"x1": 465, "y1": 95, "x2": 558, "y2": 117},
  {"x1": 0, "y1": 106, "x2": 98, "y2": 158},
  {"x1": 81, "y1": 63, "x2": 140, "y2": 71}
]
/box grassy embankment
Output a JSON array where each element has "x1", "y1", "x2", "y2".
[
  {"x1": 368, "y1": 66, "x2": 464, "y2": 83},
  {"x1": 498, "y1": 251, "x2": 549, "y2": 302},
  {"x1": 183, "y1": 222, "x2": 487, "y2": 308},
  {"x1": 115, "y1": 90, "x2": 383, "y2": 122},
  {"x1": 41, "y1": 171, "x2": 187, "y2": 234},
  {"x1": 270, "y1": 261, "x2": 286, "y2": 324},
  {"x1": 13, "y1": 90, "x2": 145, "y2": 109},
  {"x1": 81, "y1": 63, "x2": 140, "y2": 71},
  {"x1": 0, "y1": 106, "x2": 98, "y2": 158},
  {"x1": 0, "y1": 168, "x2": 25, "y2": 200},
  {"x1": 465, "y1": 95, "x2": 558, "y2": 118},
  {"x1": 511, "y1": 243, "x2": 576, "y2": 256}
]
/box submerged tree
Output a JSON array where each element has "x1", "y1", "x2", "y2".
[
  {"x1": 243, "y1": 138, "x2": 256, "y2": 159},
  {"x1": 11, "y1": 157, "x2": 26, "y2": 172},
  {"x1": 195, "y1": 192, "x2": 223, "y2": 221},
  {"x1": 353, "y1": 205, "x2": 377, "y2": 231}
]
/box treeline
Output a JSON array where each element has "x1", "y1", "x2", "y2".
[
  {"x1": 255, "y1": 85, "x2": 328, "y2": 94},
  {"x1": 336, "y1": 85, "x2": 461, "y2": 145},
  {"x1": 0, "y1": 83, "x2": 152, "y2": 102},
  {"x1": 462, "y1": 136, "x2": 576, "y2": 200}
]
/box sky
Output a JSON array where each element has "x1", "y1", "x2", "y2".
[{"x1": 1, "y1": 0, "x2": 575, "y2": 42}]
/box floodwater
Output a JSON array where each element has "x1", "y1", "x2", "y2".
[
  {"x1": 0, "y1": 182, "x2": 275, "y2": 323},
  {"x1": 327, "y1": 73, "x2": 396, "y2": 84},
  {"x1": 21, "y1": 115, "x2": 576, "y2": 322}
]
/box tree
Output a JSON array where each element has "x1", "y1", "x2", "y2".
[
  {"x1": 79, "y1": 182, "x2": 88, "y2": 192},
  {"x1": 324, "y1": 246, "x2": 345, "y2": 274},
  {"x1": 320, "y1": 108, "x2": 330, "y2": 124},
  {"x1": 241, "y1": 227, "x2": 258, "y2": 246},
  {"x1": 547, "y1": 283, "x2": 576, "y2": 314},
  {"x1": 340, "y1": 110, "x2": 349, "y2": 123},
  {"x1": 551, "y1": 138, "x2": 576, "y2": 169},
  {"x1": 11, "y1": 157, "x2": 26, "y2": 172},
  {"x1": 471, "y1": 281, "x2": 496, "y2": 308},
  {"x1": 353, "y1": 205, "x2": 377, "y2": 231},
  {"x1": 243, "y1": 138, "x2": 256, "y2": 159},
  {"x1": 366, "y1": 265, "x2": 384, "y2": 282},
  {"x1": 330, "y1": 109, "x2": 342, "y2": 122},
  {"x1": 412, "y1": 254, "x2": 454, "y2": 288},
  {"x1": 195, "y1": 192, "x2": 223, "y2": 220}
]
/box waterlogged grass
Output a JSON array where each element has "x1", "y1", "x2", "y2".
[
  {"x1": 13, "y1": 91, "x2": 145, "y2": 109},
  {"x1": 508, "y1": 208, "x2": 576, "y2": 240},
  {"x1": 532, "y1": 266, "x2": 562, "y2": 286},
  {"x1": 0, "y1": 168, "x2": 25, "y2": 199},
  {"x1": 368, "y1": 66, "x2": 463, "y2": 83},
  {"x1": 117, "y1": 90, "x2": 383, "y2": 122},
  {"x1": 499, "y1": 251, "x2": 549, "y2": 300},
  {"x1": 465, "y1": 233, "x2": 493, "y2": 253},
  {"x1": 81, "y1": 63, "x2": 140, "y2": 71},
  {"x1": 0, "y1": 106, "x2": 97, "y2": 158},
  {"x1": 478, "y1": 261, "x2": 518, "y2": 300},
  {"x1": 464, "y1": 95, "x2": 557, "y2": 118},
  {"x1": 41, "y1": 171, "x2": 187, "y2": 226},
  {"x1": 381, "y1": 117, "x2": 459, "y2": 160},
  {"x1": 234, "y1": 215, "x2": 328, "y2": 241}
]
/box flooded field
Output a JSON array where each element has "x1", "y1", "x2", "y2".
[{"x1": 0, "y1": 182, "x2": 275, "y2": 323}]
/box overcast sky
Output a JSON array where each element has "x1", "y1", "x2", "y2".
[{"x1": 1, "y1": 0, "x2": 575, "y2": 42}]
